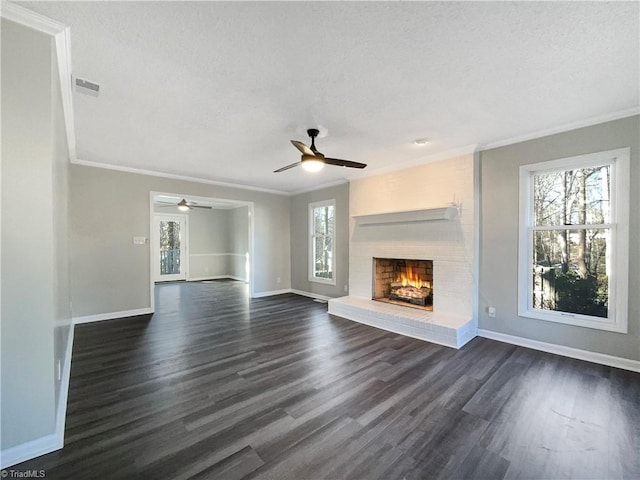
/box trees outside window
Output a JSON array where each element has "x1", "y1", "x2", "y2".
[
  {"x1": 159, "y1": 220, "x2": 181, "y2": 275},
  {"x1": 309, "y1": 200, "x2": 336, "y2": 284},
  {"x1": 518, "y1": 149, "x2": 629, "y2": 332}
]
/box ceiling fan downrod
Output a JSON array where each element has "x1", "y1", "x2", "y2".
[{"x1": 307, "y1": 128, "x2": 320, "y2": 154}]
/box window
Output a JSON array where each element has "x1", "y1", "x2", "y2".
[
  {"x1": 309, "y1": 200, "x2": 336, "y2": 284},
  {"x1": 518, "y1": 148, "x2": 629, "y2": 332}
]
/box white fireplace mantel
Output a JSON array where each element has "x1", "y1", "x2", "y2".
[{"x1": 352, "y1": 204, "x2": 458, "y2": 226}]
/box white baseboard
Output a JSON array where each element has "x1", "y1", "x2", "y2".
[
  {"x1": 56, "y1": 325, "x2": 74, "y2": 446},
  {"x1": 72, "y1": 307, "x2": 153, "y2": 325},
  {"x1": 477, "y1": 329, "x2": 640, "y2": 373},
  {"x1": 0, "y1": 326, "x2": 74, "y2": 469},
  {"x1": 188, "y1": 275, "x2": 228, "y2": 281},
  {"x1": 290, "y1": 289, "x2": 332, "y2": 302},
  {"x1": 251, "y1": 289, "x2": 337, "y2": 301},
  {"x1": 251, "y1": 288, "x2": 292, "y2": 298},
  {"x1": 0, "y1": 433, "x2": 60, "y2": 470},
  {"x1": 188, "y1": 275, "x2": 247, "y2": 282},
  {"x1": 227, "y1": 276, "x2": 247, "y2": 282}
]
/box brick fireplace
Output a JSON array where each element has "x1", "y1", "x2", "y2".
[
  {"x1": 327, "y1": 154, "x2": 478, "y2": 349},
  {"x1": 373, "y1": 258, "x2": 433, "y2": 310}
]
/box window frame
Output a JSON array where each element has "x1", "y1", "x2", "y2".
[
  {"x1": 309, "y1": 199, "x2": 336, "y2": 285},
  {"x1": 518, "y1": 148, "x2": 630, "y2": 333}
]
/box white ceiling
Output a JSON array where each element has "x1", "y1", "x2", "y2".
[{"x1": 17, "y1": 1, "x2": 640, "y2": 195}]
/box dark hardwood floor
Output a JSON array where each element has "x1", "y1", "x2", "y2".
[{"x1": 13, "y1": 280, "x2": 640, "y2": 479}]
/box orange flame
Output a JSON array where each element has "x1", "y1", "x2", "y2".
[{"x1": 396, "y1": 266, "x2": 431, "y2": 289}]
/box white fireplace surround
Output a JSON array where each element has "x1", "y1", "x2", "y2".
[
  {"x1": 328, "y1": 233, "x2": 476, "y2": 348},
  {"x1": 328, "y1": 154, "x2": 477, "y2": 349}
]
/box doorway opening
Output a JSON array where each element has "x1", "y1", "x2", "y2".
[
  {"x1": 149, "y1": 192, "x2": 255, "y2": 311},
  {"x1": 153, "y1": 213, "x2": 188, "y2": 282}
]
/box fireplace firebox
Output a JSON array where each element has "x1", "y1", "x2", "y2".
[{"x1": 373, "y1": 258, "x2": 433, "y2": 311}]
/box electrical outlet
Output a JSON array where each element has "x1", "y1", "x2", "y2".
[
  {"x1": 488, "y1": 306, "x2": 496, "y2": 318},
  {"x1": 277, "y1": 277, "x2": 281, "y2": 284}
]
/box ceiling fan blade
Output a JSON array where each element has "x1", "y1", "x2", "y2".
[
  {"x1": 274, "y1": 161, "x2": 301, "y2": 173},
  {"x1": 324, "y1": 157, "x2": 367, "y2": 169},
  {"x1": 290, "y1": 140, "x2": 315, "y2": 156},
  {"x1": 190, "y1": 205, "x2": 212, "y2": 209}
]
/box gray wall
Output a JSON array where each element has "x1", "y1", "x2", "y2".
[
  {"x1": 1, "y1": 20, "x2": 71, "y2": 450},
  {"x1": 70, "y1": 165, "x2": 290, "y2": 317},
  {"x1": 187, "y1": 208, "x2": 229, "y2": 255},
  {"x1": 153, "y1": 205, "x2": 232, "y2": 280},
  {"x1": 290, "y1": 182, "x2": 349, "y2": 298},
  {"x1": 479, "y1": 115, "x2": 639, "y2": 360},
  {"x1": 188, "y1": 208, "x2": 230, "y2": 279},
  {"x1": 228, "y1": 206, "x2": 249, "y2": 280}
]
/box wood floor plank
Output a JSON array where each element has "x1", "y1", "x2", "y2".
[
  {"x1": 190, "y1": 445, "x2": 264, "y2": 480},
  {"x1": 9, "y1": 280, "x2": 640, "y2": 479}
]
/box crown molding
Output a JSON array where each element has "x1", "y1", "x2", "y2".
[
  {"x1": 71, "y1": 158, "x2": 290, "y2": 196},
  {"x1": 289, "y1": 179, "x2": 349, "y2": 196},
  {"x1": 348, "y1": 143, "x2": 479, "y2": 183},
  {"x1": 480, "y1": 107, "x2": 640, "y2": 151},
  {"x1": 1, "y1": 0, "x2": 65, "y2": 34}
]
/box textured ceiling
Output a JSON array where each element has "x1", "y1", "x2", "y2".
[{"x1": 17, "y1": 1, "x2": 640, "y2": 194}]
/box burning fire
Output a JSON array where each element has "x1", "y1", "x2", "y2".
[{"x1": 396, "y1": 266, "x2": 431, "y2": 290}]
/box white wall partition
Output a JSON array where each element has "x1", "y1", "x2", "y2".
[{"x1": 1, "y1": 12, "x2": 73, "y2": 466}]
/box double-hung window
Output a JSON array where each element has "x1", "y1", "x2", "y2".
[
  {"x1": 518, "y1": 148, "x2": 629, "y2": 332},
  {"x1": 309, "y1": 200, "x2": 336, "y2": 284}
]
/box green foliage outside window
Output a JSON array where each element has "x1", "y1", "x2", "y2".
[{"x1": 531, "y1": 165, "x2": 610, "y2": 318}]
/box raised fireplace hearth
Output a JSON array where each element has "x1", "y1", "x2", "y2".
[{"x1": 373, "y1": 258, "x2": 433, "y2": 311}]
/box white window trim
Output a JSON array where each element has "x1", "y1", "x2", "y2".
[
  {"x1": 309, "y1": 199, "x2": 336, "y2": 285},
  {"x1": 518, "y1": 148, "x2": 629, "y2": 333}
]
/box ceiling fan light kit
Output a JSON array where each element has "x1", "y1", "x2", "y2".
[
  {"x1": 301, "y1": 155, "x2": 325, "y2": 172},
  {"x1": 274, "y1": 128, "x2": 367, "y2": 173}
]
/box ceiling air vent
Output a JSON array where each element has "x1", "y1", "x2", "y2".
[{"x1": 74, "y1": 77, "x2": 100, "y2": 96}]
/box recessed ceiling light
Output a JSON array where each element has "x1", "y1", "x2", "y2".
[{"x1": 413, "y1": 138, "x2": 429, "y2": 145}]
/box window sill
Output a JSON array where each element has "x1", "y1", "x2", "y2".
[
  {"x1": 518, "y1": 307, "x2": 627, "y2": 333},
  {"x1": 309, "y1": 277, "x2": 336, "y2": 286}
]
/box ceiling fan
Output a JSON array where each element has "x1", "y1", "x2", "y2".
[
  {"x1": 274, "y1": 128, "x2": 367, "y2": 173},
  {"x1": 156, "y1": 198, "x2": 212, "y2": 211}
]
